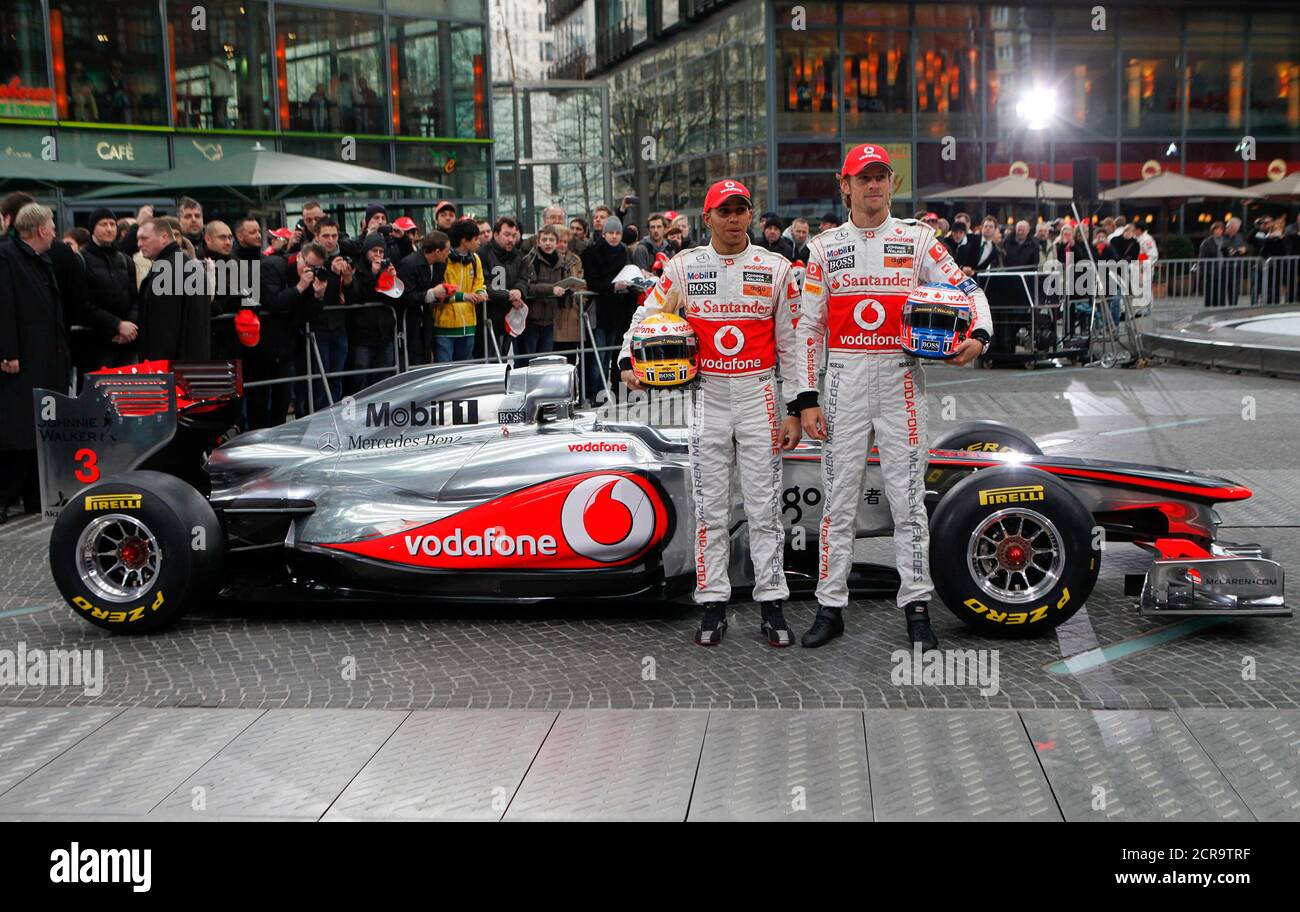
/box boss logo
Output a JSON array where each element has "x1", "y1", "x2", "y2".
[
  {"x1": 827, "y1": 255, "x2": 854, "y2": 272},
  {"x1": 688, "y1": 281, "x2": 716, "y2": 295}
]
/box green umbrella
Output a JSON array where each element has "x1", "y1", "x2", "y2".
[
  {"x1": 74, "y1": 142, "x2": 451, "y2": 202},
  {"x1": 0, "y1": 155, "x2": 160, "y2": 189}
]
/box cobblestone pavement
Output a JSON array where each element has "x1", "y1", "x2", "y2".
[{"x1": 1, "y1": 364, "x2": 1295, "y2": 712}]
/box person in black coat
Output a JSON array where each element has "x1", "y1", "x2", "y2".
[
  {"x1": 0, "y1": 203, "x2": 72, "y2": 516},
  {"x1": 1198, "y1": 222, "x2": 1225, "y2": 308},
  {"x1": 757, "y1": 218, "x2": 795, "y2": 259},
  {"x1": 249, "y1": 242, "x2": 329, "y2": 428},
  {"x1": 944, "y1": 223, "x2": 977, "y2": 271},
  {"x1": 396, "y1": 231, "x2": 450, "y2": 367},
  {"x1": 579, "y1": 216, "x2": 634, "y2": 400},
  {"x1": 82, "y1": 207, "x2": 140, "y2": 368},
  {"x1": 347, "y1": 233, "x2": 401, "y2": 394},
  {"x1": 1001, "y1": 220, "x2": 1039, "y2": 269},
  {"x1": 135, "y1": 218, "x2": 210, "y2": 362},
  {"x1": 477, "y1": 217, "x2": 527, "y2": 360}
]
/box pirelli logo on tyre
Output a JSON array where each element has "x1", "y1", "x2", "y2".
[
  {"x1": 85, "y1": 494, "x2": 142, "y2": 511},
  {"x1": 978, "y1": 484, "x2": 1045, "y2": 506}
]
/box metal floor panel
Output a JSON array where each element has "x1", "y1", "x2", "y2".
[
  {"x1": 865, "y1": 710, "x2": 1060, "y2": 821},
  {"x1": 324, "y1": 710, "x2": 557, "y2": 821},
  {"x1": 1179, "y1": 710, "x2": 1300, "y2": 822},
  {"x1": 148, "y1": 710, "x2": 406, "y2": 820},
  {"x1": 1020, "y1": 710, "x2": 1253, "y2": 821},
  {"x1": 0, "y1": 707, "x2": 261, "y2": 817},
  {"x1": 504, "y1": 710, "x2": 708, "y2": 821},
  {"x1": 0, "y1": 707, "x2": 122, "y2": 798},
  {"x1": 688, "y1": 711, "x2": 871, "y2": 821}
]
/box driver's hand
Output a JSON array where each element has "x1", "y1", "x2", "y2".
[
  {"x1": 620, "y1": 369, "x2": 643, "y2": 391},
  {"x1": 949, "y1": 337, "x2": 983, "y2": 367},
  {"x1": 801, "y1": 406, "x2": 827, "y2": 441},
  {"x1": 780, "y1": 416, "x2": 802, "y2": 451}
]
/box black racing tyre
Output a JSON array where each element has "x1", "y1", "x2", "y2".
[
  {"x1": 49, "y1": 471, "x2": 223, "y2": 633},
  {"x1": 930, "y1": 465, "x2": 1099, "y2": 638},
  {"x1": 931, "y1": 420, "x2": 1043, "y2": 456}
]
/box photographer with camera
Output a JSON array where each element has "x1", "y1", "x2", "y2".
[
  {"x1": 346, "y1": 233, "x2": 400, "y2": 392},
  {"x1": 251, "y1": 242, "x2": 329, "y2": 428},
  {"x1": 299, "y1": 218, "x2": 354, "y2": 407}
]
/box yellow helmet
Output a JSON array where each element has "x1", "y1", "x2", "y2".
[{"x1": 629, "y1": 312, "x2": 698, "y2": 387}]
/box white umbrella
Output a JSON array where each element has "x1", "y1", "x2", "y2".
[
  {"x1": 1101, "y1": 171, "x2": 1262, "y2": 201},
  {"x1": 928, "y1": 174, "x2": 1075, "y2": 201},
  {"x1": 1248, "y1": 172, "x2": 1300, "y2": 197}
]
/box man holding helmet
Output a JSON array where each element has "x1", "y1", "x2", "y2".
[
  {"x1": 619, "y1": 179, "x2": 803, "y2": 648},
  {"x1": 794, "y1": 144, "x2": 993, "y2": 650}
]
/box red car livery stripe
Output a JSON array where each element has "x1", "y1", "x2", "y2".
[
  {"x1": 322, "y1": 471, "x2": 670, "y2": 570},
  {"x1": 782, "y1": 452, "x2": 1251, "y2": 502}
]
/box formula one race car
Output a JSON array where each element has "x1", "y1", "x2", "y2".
[{"x1": 37, "y1": 358, "x2": 1288, "y2": 636}]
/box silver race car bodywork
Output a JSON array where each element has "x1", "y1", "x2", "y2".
[{"x1": 38, "y1": 357, "x2": 1288, "y2": 630}]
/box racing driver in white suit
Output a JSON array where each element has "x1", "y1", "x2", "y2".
[
  {"x1": 620, "y1": 179, "x2": 803, "y2": 647},
  {"x1": 794, "y1": 145, "x2": 993, "y2": 650}
]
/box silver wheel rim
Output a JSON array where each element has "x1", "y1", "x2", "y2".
[
  {"x1": 966, "y1": 507, "x2": 1064, "y2": 604},
  {"x1": 76, "y1": 513, "x2": 162, "y2": 603}
]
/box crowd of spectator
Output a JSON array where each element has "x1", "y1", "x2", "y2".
[{"x1": 4, "y1": 186, "x2": 1300, "y2": 519}]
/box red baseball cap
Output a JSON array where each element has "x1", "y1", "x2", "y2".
[
  {"x1": 434, "y1": 200, "x2": 457, "y2": 214},
  {"x1": 663, "y1": 210, "x2": 680, "y2": 221},
  {"x1": 269, "y1": 227, "x2": 293, "y2": 239},
  {"x1": 922, "y1": 212, "x2": 940, "y2": 221},
  {"x1": 840, "y1": 143, "x2": 894, "y2": 177},
  {"x1": 392, "y1": 216, "x2": 418, "y2": 231},
  {"x1": 702, "y1": 179, "x2": 752, "y2": 213}
]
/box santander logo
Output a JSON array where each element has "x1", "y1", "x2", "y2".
[
  {"x1": 560, "y1": 475, "x2": 658, "y2": 562},
  {"x1": 853, "y1": 298, "x2": 886, "y2": 331},
  {"x1": 715, "y1": 325, "x2": 745, "y2": 356}
]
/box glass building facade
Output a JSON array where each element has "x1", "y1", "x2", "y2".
[
  {"x1": 596, "y1": 1, "x2": 1300, "y2": 233},
  {"x1": 0, "y1": 0, "x2": 494, "y2": 224}
]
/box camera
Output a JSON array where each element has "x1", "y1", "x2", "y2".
[
  {"x1": 378, "y1": 258, "x2": 392, "y2": 271},
  {"x1": 377, "y1": 223, "x2": 394, "y2": 237},
  {"x1": 311, "y1": 265, "x2": 332, "y2": 280}
]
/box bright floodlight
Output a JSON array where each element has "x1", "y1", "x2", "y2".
[{"x1": 1016, "y1": 88, "x2": 1056, "y2": 131}]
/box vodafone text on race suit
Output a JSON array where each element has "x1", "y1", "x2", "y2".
[
  {"x1": 620, "y1": 244, "x2": 801, "y2": 603},
  {"x1": 797, "y1": 217, "x2": 993, "y2": 608}
]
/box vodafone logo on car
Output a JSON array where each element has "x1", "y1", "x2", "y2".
[
  {"x1": 323, "y1": 471, "x2": 668, "y2": 569},
  {"x1": 853, "y1": 298, "x2": 886, "y2": 331},
  {"x1": 714, "y1": 324, "x2": 745, "y2": 356},
  {"x1": 560, "y1": 475, "x2": 658, "y2": 562}
]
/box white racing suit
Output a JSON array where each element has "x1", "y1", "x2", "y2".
[
  {"x1": 795, "y1": 217, "x2": 992, "y2": 608},
  {"x1": 619, "y1": 244, "x2": 801, "y2": 604}
]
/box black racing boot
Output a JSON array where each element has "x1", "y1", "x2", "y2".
[
  {"x1": 694, "y1": 604, "x2": 728, "y2": 646},
  {"x1": 904, "y1": 602, "x2": 939, "y2": 651},
  {"x1": 800, "y1": 604, "x2": 844, "y2": 648},
  {"x1": 759, "y1": 601, "x2": 794, "y2": 648}
]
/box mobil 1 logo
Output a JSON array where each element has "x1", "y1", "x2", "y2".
[{"x1": 366, "y1": 398, "x2": 480, "y2": 428}]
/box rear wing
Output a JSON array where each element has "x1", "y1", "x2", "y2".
[{"x1": 34, "y1": 361, "x2": 241, "y2": 519}]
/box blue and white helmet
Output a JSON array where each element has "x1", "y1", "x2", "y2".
[{"x1": 901, "y1": 283, "x2": 973, "y2": 359}]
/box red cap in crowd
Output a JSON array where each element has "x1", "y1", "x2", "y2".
[
  {"x1": 235, "y1": 308, "x2": 261, "y2": 348},
  {"x1": 269, "y1": 227, "x2": 293, "y2": 239},
  {"x1": 702, "y1": 179, "x2": 752, "y2": 213},
  {"x1": 663, "y1": 210, "x2": 679, "y2": 221},
  {"x1": 392, "y1": 217, "x2": 418, "y2": 231},
  {"x1": 840, "y1": 143, "x2": 894, "y2": 177},
  {"x1": 434, "y1": 200, "x2": 457, "y2": 215}
]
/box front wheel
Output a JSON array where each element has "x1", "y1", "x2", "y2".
[{"x1": 930, "y1": 465, "x2": 1099, "y2": 637}]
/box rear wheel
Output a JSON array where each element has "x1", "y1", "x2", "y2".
[
  {"x1": 930, "y1": 465, "x2": 1099, "y2": 637},
  {"x1": 49, "y1": 471, "x2": 223, "y2": 633}
]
